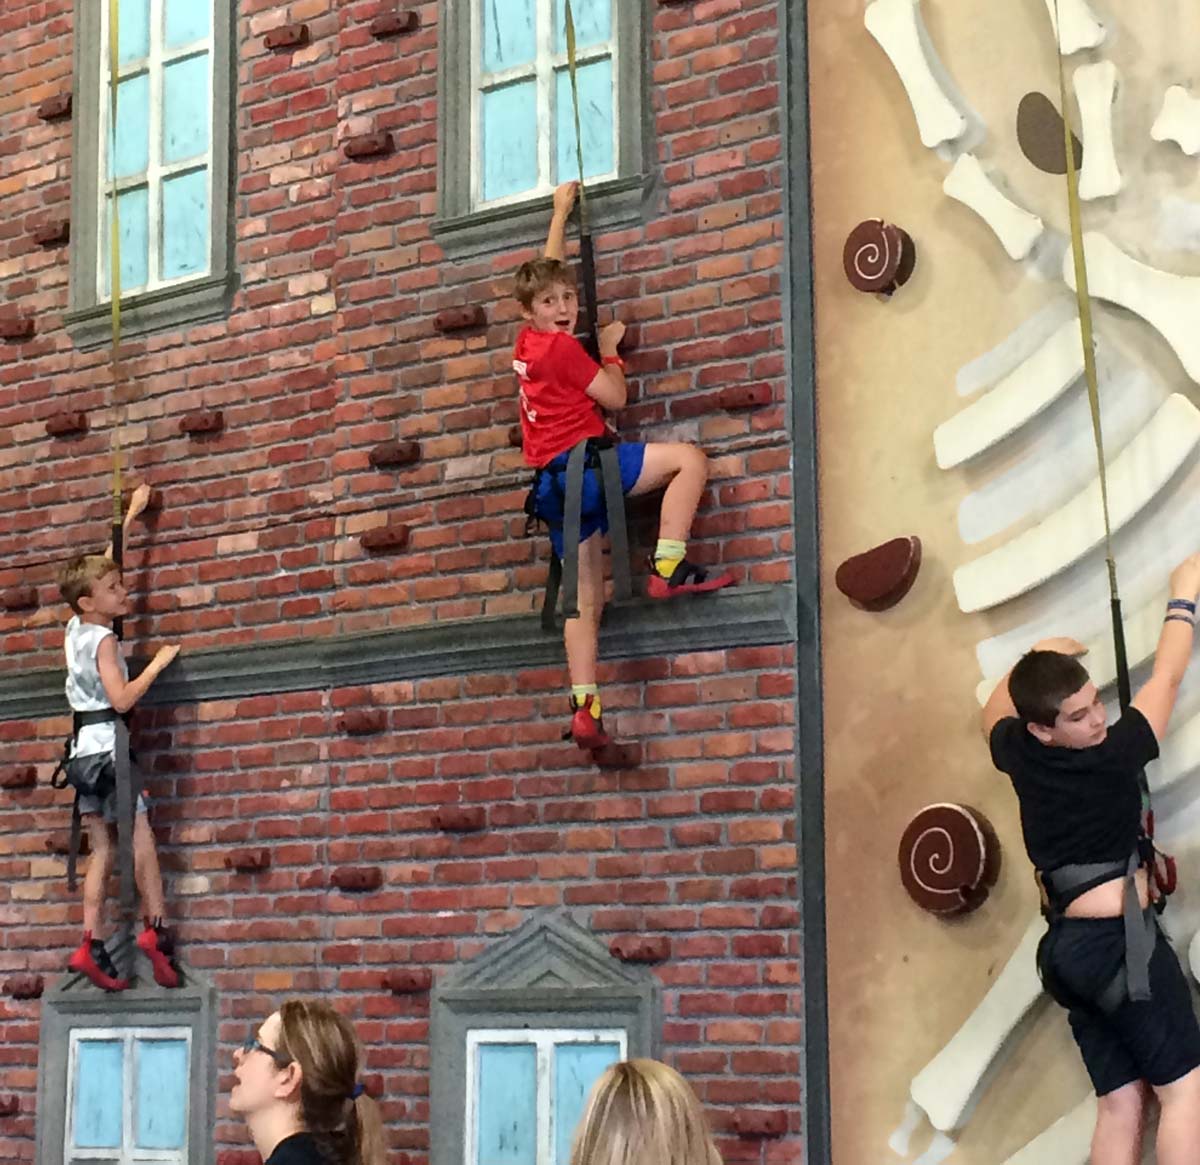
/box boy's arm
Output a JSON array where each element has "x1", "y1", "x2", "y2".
[
  {"x1": 584, "y1": 320, "x2": 627, "y2": 411},
  {"x1": 1131, "y1": 553, "x2": 1200, "y2": 740},
  {"x1": 980, "y1": 636, "x2": 1087, "y2": 738},
  {"x1": 97, "y1": 637, "x2": 180, "y2": 714},
  {"x1": 545, "y1": 182, "x2": 578, "y2": 260},
  {"x1": 103, "y1": 483, "x2": 153, "y2": 559}
]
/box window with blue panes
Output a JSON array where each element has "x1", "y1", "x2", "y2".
[
  {"x1": 99, "y1": 0, "x2": 214, "y2": 298},
  {"x1": 465, "y1": 1029, "x2": 624, "y2": 1165},
  {"x1": 473, "y1": 0, "x2": 617, "y2": 208},
  {"x1": 66, "y1": 1028, "x2": 191, "y2": 1165}
]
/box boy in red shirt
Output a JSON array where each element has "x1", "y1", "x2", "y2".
[{"x1": 515, "y1": 182, "x2": 734, "y2": 749}]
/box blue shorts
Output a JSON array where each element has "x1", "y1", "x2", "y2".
[{"x1": 534, "y1": 441, "x2": 645, "y2": 557}]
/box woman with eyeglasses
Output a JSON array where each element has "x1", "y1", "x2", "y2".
[{"x1": 230, "y1": 999, "x2": 386, "y2": 1165}]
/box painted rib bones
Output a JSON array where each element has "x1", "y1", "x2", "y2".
[
  {"x1": 1152, "y1": 86, "x2": 1200, "y2": 157},
  {"x1": 943, "y1": 154, "x2": 1045, "y2": 261},
  {"x1": 1042, "y1": 0, "x2": 1106, "y2": 56},
  {"x1": 1073, "y1": 61, "x2": 1123, "y2": 200}
]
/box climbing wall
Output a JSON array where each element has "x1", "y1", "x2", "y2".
[{"x1": 811, "y1": 0, "x2": 1200, "y2": 1162}]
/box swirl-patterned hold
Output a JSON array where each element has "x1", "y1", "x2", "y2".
[
  {"x1": 843, "y1": 219, "x2": 916, "y2": 295},
  {"x1": 898, "y1": 803, "x2": 1000, "y2": 916}
]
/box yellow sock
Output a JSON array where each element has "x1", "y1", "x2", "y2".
[
  {"x1": 571, "y1": 685, "x2": 601, "y2": 718},
  {"x1": 654, "y1": 539, "x2": 686, "y2": 579}
]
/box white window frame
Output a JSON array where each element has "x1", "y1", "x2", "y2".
[
  {"x1": 463, "y1": 1027, "x2": 626, "y2": 1165},
  {"x1": 468, "y1": 0, "x2": 619, "y2": 211},
  {"x1": 64, "y1": 1026, "x2": 192, "y2": 1165},
  {"x1": 97, "y1": 0, "x2": 216, "y2": 301}
]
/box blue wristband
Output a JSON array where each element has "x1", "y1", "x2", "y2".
[
  {"x1": 1164, "y1": 614, "x2": 1195, "y2": 626},
  {"x1": 1167, "y1": 598, "x2": 1196, "y2": 614}
]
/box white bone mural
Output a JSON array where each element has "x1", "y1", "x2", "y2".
[
  {"x1": 1152, "y1": 86, "x2": 1200, "y2": 157},
  {"x1": 1041, "y1": 0, "x2": 1106, "y2": 56},
  {"x1": 943, "y1": 154, "x2": 1045, "y2": 261},
  {"x1": 1073, "y1": 61, "x2": 1123, "y2": 200}
]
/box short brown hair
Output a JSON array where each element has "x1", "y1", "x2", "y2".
[
  {"x1": 514, "y1": 257, "x2": 575, "y2": 309},
  {"x1": 1009, "y1": 650, "x2": 1091, "y2": 727},
  {"x1": 58, "y1": 555, "x2": 118, "y2": 614}
]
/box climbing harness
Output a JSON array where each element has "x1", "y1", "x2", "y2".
[{"x1": 1034, "y1": 3, "x2": 1177, "y2": 1010}]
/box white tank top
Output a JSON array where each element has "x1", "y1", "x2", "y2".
[{"x1": 64, "y1": 616, "x2": 127, "y2": 757}]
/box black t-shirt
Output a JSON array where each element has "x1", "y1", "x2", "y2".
[
  {"x1": 989, "y1": 706, "x2": 1159, "y2": 871},
  {"x1": 265, "y1": 1133, "x2": 329, "y2": 1165}
]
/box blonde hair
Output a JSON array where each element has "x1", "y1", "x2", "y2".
[
  {"x1": 514, "y1": 257, "x2": 576, "y2": 308},
  {"x1": 58, "y1": 554, "x2": 118, "y2": 614},
  {"x1": 569, "y1": 1059, "x2": 723, "y2": 1165},
  {"x1": 276, "y1": 999, "x2": 386, "y2": 1165}
]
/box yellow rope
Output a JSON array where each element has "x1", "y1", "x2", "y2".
[
  {"x1": 564, "y1": 0, "x2": 586, "y2": 229},
  {"x1": 108, "y1": 0, "x2": 124, "y2": 544}
]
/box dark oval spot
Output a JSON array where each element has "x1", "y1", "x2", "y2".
[{"x1": 1017, "y1": 91, "x2": 1083, "y2": 175}]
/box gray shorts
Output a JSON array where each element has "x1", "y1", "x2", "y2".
[{"x1": 76, "y1": 760, "x2": 149, "y2": 824}]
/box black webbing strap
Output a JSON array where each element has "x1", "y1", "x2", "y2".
[
  {"x1": 560, "y1": 441, "x2": 588, "y2": 620},
  {"x1": 114, "y1": 715, "x2": 140, "y2": 918},
  {"x1": 597, "y1": 443, "x2": 632, "y2": 604}
]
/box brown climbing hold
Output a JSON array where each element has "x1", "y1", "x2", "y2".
[
  {"x1": 37, "y1": 93, "x2": 72, "y2": 121},
  {"x1": 434, "y1": 305, "x2": 486, "y2": 333},
  {"x1": 370, "y1": 11, "x2": 418, "y2": 37},
  {"x1": 179, "y1": 409, "x2": 224, "y2": 436},
  {"x1": 732, "y1": 1110, "x2": 788, "y2": 1139},
  {"x1": 338, "y1": 708, "x2": 387, "y2": 736},
  {"x1": 361, "y1": 1073, "x2": 384, "y2": 1099},
  {"x1": 1017, "y1": 92, "x2": 1083, "y2": 176},
  {"x1": 0, "y1": 316, "x2": 35, "y2": 342},
  {"x1": 1, "y1": 586, "x2": 38, "y2": 612},
  {"x1": 834, "y1": 535, "x2": 921, "y2": 611},
  {"x1": 843, "y1": 220, "x2": 916, "y2": 296},
  {"x1": 5, "y1": 974, "x2": 44, "y2": 1000},
  {"x1": 0, "y1": 766, "x2": 37, "y2": 791},
  {"x1": 216, "y1": 1153, "x2": 263, "y2": 1165},
  {"x1": 225, "y1": 848, "x2": 271, "y2": 873},
  {"x1": 593, "y1": 742, "x2": 643, "y2": 770},
  {"x1": 264, "y1": 23, "x2": 309, "y2": 50},
  {"x1": 343, "y1": 132, "x2": 394, "y2": 160},
  {"x1": 33, "y1": 220, "x2": 70, "y2": 247},
  {"x1": 898, "y1": 803, "x2": 1001, "y2": 917},
  {"x1": 383, "y1": 967, "x2": 433, "y2": 994},
  {"x1": 360, "y1": 524, "x2": 410, "y2": 554},
  {"x1": 368, "y1": 440, "x2": 420, "y2": 469},
  {"x1": 46, "y1": 830, "x2": 91, "y2": 856},
  {"x1": 331, "y1": 866, "x2": 383, "y2": 893},
  {"x1": 718, "y1": 384, "x2": 772, "y2": 412},
  {"x1": 507, "y1": 425, "x2": 523, "y2": 449},
  {"x1": 609, "y1": 935, "x2": 670, "y2": 963},
  {"x1": 45, "y1": 412, "x2": 88, "y2": 438},
  {"x1": 0, "y1": 1096, "x2": 18, "y2": 1118},
  {"x1": 432, "y1": 806, "x2": 486, "y2": 833}
]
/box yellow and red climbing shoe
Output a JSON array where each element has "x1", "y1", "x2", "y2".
[
  {"x1": 137, "y1": 918, "x2": 181, "y2": 989},
  {"x1": 646, "y1": 558, "x2": 735, "y2": 600},
  {"x1": 568, "y1": 694, "x2": 609, "y2": 751},
  {"x1": 68, "y1": 932, "x2": 130, "y2": 992}
]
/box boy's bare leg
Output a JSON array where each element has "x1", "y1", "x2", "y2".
[
  {"x1": 1154, "y1": 1067, "x2": 1200, "y2": 1165},
  {"x1": 629, "y1": 443, "x2": 707, "y2": 542},
  {"x1": 132, "y1": 811, "x2": 166, "y2": 921},
  {"x1": 563, "y1": 532, "x2": 605, "y2": 689},
  {"x1": 1091, "y1": 1082, "x2": 1145, "y2": 1165},
  {"x1": 82, "y1": 818, "x2": 113, "y2": 936}
]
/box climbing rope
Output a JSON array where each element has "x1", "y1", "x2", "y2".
[{"x1": 564, "y1": 0, "x2": 599, "y2": 359}]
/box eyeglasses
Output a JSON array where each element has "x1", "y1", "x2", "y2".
[{"x1": 241, "y1": 1032, "x2": 292, "y2": 1068}]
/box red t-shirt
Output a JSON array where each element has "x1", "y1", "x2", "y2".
[{"x1": 513, "y1": 326, "x2": 608, "y2": 467}]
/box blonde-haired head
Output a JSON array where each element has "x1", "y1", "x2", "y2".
[
  {"x1": 58, "y1": 554, "x2": 118, "y2": 614},
  {"x1": 569, "y1": 1059, "x2": 723, "y2": 1165}
]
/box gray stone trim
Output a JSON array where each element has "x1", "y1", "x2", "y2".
[
  {"x1": 0, "y1": 584, "x2": 794, "y2": 723},
  {"x1": 35, "y1": 968, "x2": 217, "y2": 1165},
  {"x1": 780, "y1": 2, "x2": 829, "y2": 1163},
  {"x1": 66, "y1": 0, "x2": 239, "y2": 349},
  {"x1": 433, "y1": 0, "x2": 654, "y2": 258},
  {"x1": 430, "y1": 911, "x2": 660, "y2": 1165}
]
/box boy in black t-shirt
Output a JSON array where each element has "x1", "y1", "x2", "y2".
[{"x1": 983, "y1": 553, "x2": 1200, "y2": 1165}]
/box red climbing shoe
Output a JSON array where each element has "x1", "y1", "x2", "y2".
[
  {"x1": 68, "y1": 933, "x2": 130, "y2": 992},
  {"x1": 137, "y1": 919, "x2": 180, "y2": 989},
  {"x1": 568, "y1": 695, "x2": 610, "y2": 751},
  {"x1": 646, "y1": 559, "x2": 735, "y2": 600}
]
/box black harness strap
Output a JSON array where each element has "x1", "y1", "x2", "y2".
[{"x1": 560, "y1": 440, "x2": 588, "y2": 621}]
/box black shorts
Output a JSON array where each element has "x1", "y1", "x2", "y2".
[{"x1": 1041, "y1": 916, "x2": 1200, "y2": 1095}]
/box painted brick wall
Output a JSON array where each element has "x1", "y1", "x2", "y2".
[{"x1": 0, "y1": 0, "x2": 799, "y2": 1163}]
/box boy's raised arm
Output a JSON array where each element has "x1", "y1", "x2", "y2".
[
  {"x1": 1132, "y1": 553, "x2": 1200, "y2": 740},
  {"x1": 103, "y1": 482, "x2": 153, "y2": 560},
  {"x1": 545, "y1": 182, "x2": 578, "y2": 260}
]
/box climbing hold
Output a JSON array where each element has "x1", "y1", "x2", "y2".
[
  {"x1": 360, "y1": 524, "x2": 410, "y2": 554},
  {"x1": 224, "y1": 848, "x2": 270, "y2": 873},
  {"x1": 0, "y1": 316, "x2": 35, "y2": 342},
  {"x1": 383, "y1": 967, "x2": 433, "y2": 994},
  {"x1": 368, "y1": 440, "x2": 421, "y2": 469},
  {"x1": 264, "y1": 23, "x2": 309, "y2": 51},
  {"x1": 0, "y1": 766, "x2": 37, "y2": 791},
  {"x1": 45, "y1": 412, "x2": 88, "y2": 438},
  {"x1": 216, "y1": 1153, "x2": 263, "y2": 1165},
  {"x1": 608, "y1": 935, "x2": 670, "y2": 963},
  {"x1": 0, "y1": 1096, "x2": 18, "y2": 1118},
  {"x1": 898, "y1": 803, "x2": 1000, "y2": 917},
  {"x1": 1017, "y1": 92, "x2": 1083, "y2": 175},
  {"x1": 592, "y1": 742, "x2": 643, "y2": 770},
  {"x1": 4, "y1": 974, "x2": 45, "y2": 1000},
  {"x1": 343, "y1": 132, "x2": 394, "y2": 161},
  {"x1": 370, "y1": 11, "x2": 418, "y2": 37},
  {"x1": 331, "y1": 867, "x2": 383, "y2": 893},
  {"x1": 46, "y1": 830, "x2": 90, "y2": 856},
  {"x1": 1, "y1": 586, "x2": 38, "y2": 612},
  {"x1": 432, "y1": 806, "x2": 486, "y2": 833},
  {"x1": 834, "y1": 535, "x2": 921, "y2": 611},
  {"x1": 32, "y1": 220, "x2": 70, "y2": 247},
  {"x1": 434, "y1": 305, "x2": 486, "y2": 333},
  {"x1": 507, "y1": 425, "x2": 523, "y2": 449},
  {"x1": 338, "y1": 708, "x2": 387, "y2": 736},
  {"x1": 719, "y1": 384, "x2": 772, "y2": 412},
  {"x1": 843, "y1": 219, "x2": 916, "y2": 296},
  {"x1": 732, "y1": 1111, "x2": 788, "y2": 1139},
  {"x1": 37, "y1": 93, "x2": 72, "y2": 121},
  {"x1": 178, "y1": 409, "x2": 224, "y2": 436}
]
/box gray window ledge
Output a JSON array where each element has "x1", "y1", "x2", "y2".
[
  {"x1": 63, "y1": 272, "x2": 240, "y2": 350},
  {"x1": 0, "y1": 583, "x2": 795, "y2": 722}
]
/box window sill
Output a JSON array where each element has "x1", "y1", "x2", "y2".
[
  {"x1": 64, "y1": 271, "x2": 239, "y2": 350},
  {"x1": 432, "y1": 173, "x2": 653, "y2": 258}
]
